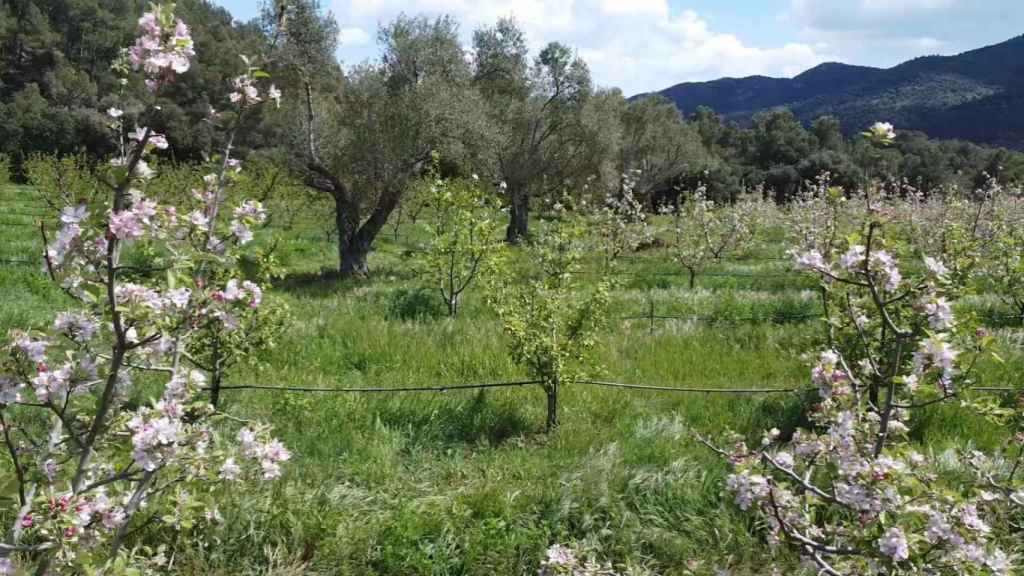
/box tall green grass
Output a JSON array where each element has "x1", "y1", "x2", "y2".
[{"x1": 0, "y1": 185, "x2": 1020, "y2": 575}]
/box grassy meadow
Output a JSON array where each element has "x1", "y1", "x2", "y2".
[{"x1": 0, "y1": 183, "x2": 1020, "y2": 575}]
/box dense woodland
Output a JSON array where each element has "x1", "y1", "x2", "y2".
[{"x1": 3, "y1": 0, "x2": 1024, "y2": 275}]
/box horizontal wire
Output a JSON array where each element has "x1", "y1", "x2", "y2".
[
  {"x1": 621, "y1": 313, "x2": 819, "y2": 322},
  {"x1": 208, "y1": 380, "x2": 544, "y2": 394},
  {"x1": 208, "y1": 378, "x2": 1020, "y2": 396},
  {"x1": 578, "y1": 380, "x2": 812, "y2": 394}
]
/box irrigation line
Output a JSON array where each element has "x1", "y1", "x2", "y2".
[
  {"x1": 622, "y1": 313, "x2": 819, "y2": 323},
  {"x1": 579, "y1": 270, "x2": 804, "y2": 279},
  {"x1": 209, "y1": 379, "x2": 544, "y2": 394},
  {"x1": 305, "y1": 267, "x2": 807, "y2": 283},
  {"x1": 614, "y1": 254, "x2": 791, "y2": 263},
  {"x1": 578, "y1": 380, "x2": 813, "y2": 394},
  {"x1": 210, "y1": 379, "x2": 811, "y2": 397},
  {"x1": 580, "y1": 380, "x2": 1018, "y2": 395},
  {"x1": 622, "y1": 312, "x2": 1024, "y2": 325},
  {"x1": 209, "y1": 378, "x2": 1019, "y2": 397},
  {"x1": 702, "y1": 271, "x2": 800, "y2": 278}
]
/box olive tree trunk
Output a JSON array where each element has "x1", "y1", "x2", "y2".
[{"x1": 506, "y1": 186, "x2": 530, "y2": 243}]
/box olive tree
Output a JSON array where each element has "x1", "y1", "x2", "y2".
[
  {"x1": 620, "y1": 95, "x2": 709, "y2": 204},
  {"x1": 259, "y1": 0, "x2": 339, "y2": 161},
  {"x1": 273, "y1": 8, "x2": 488, "y2": 276},
  {"x1": 472, "y1": 20, "x2": 595, "y2": 242}
]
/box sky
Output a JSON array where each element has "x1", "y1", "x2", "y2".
[{"x1": 216, "y1": 0, "x2": 1024, "y2": 96}]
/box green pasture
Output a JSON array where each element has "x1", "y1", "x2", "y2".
[{"x1": 0, "y1": 185, "x2": 1019, "y2": 575}]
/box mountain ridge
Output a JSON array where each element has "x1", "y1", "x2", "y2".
[{"x1": 647, "y1": 35, "x2": 1024, "y2": 149}]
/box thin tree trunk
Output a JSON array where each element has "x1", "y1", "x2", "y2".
[
  {"x1": 392, "y1": 203, "x2": 403, "y2": 242},
  {"x1": 209, "y1": 336, "x2": 222, "y2": 409},
  {"x1": 869, "y1": 382, "x2": 880, "y2": 411},
  {"x1": 545, "y1": 380, "x2": 559, "y2": 432},
  {"x1": 304, "y1": 80, "x2": 317, "y2": 161}
]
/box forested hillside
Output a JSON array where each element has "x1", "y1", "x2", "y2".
[
  {"x1": 0, "y1": 0, "x2": 270, "y2": 165},
  {"x1": 652, "y1": 35, "x2": 1024, "y2": 150}
]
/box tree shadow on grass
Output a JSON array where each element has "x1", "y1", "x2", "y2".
[
  {"x1": 372, "y1": 389, "x2": 537, "y2": 448},
  {"x1": 275, "y1": 261, "x2": 427, "y2": 299}
]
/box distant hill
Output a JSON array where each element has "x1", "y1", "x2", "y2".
[{"x1": 648, "y1": 35, "x2": 1024, "y2": 149}]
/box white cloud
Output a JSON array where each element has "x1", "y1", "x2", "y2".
[
  {"x1": 600, "y1": 0, "x2": 668, "y2": 17},
  {"x1": 339, "y1": 27, "x2": 371, "y2": 46},
  {"x1": 784, "y1": 0, "x2": 1024, "y2": 68},
  {"x1": 790, "y1": 0, "x2": 958, "y2": 29},
  {"x1": 329, "y1": 0, "x2": 832, "y2": 95}
]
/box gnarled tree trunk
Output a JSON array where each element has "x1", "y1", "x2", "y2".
[{"x1": 332, "y1": 183, "x2": 403, "y2": 278}]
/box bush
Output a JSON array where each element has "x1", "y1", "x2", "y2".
[{"x1": 386, "y1": 287, "x2": 447, "y2": 321}]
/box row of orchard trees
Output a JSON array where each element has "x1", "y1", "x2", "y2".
[
  {"x1": 410, "y1": 123, "x2": 1024, "y2": 444},
  {"x1": 261, "y1": 0, "x2": 711, "y2": 276},
  {"x1": 474, "y1": 127, "x2": 1024, "y2": 573},
  {"x1": 399, "y1": 128, "x2": 1024, "y2": 576},
  {"x1": 9, "y1": 0, "x2": 1024, "y2": 280},
  {"x1": 265, "y1": 1, "x2": 1024, "y2": 280}
]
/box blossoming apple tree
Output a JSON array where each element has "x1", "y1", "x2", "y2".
[
  {"x1": 0, "y1": 5, "x2": 289, "y2": 572},
  {"x1": 671, "y1": 187, "x2": 760, "y2": 289},
  {"x1": 707, "y1": 202, "x2": 1019, "y2": 574},
  {"x1": 592, "y1": 170, "x2": 652, "y2": 267}
]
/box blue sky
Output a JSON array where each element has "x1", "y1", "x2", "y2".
[{"x1": 215, "y1": 0, "x2": 1023, "y2": 95}]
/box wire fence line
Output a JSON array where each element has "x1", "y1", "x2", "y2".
[
  {"x1": 0, "y1": 258, "x2": 36, "y2": 266},
  {"x1": 621, "y1": 311, "x2": 819, "y2": 335},
  {"x1": 0, "y1": 221, "x2": 43, "y2": 228}
]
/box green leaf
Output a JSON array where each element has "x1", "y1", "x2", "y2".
[{"x1": 83, "y1": 283, "x2": 104, "y2": 304}]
